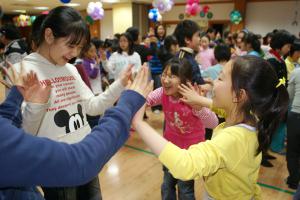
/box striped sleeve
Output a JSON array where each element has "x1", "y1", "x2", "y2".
[
  {"x1": 146, "y1": 87, "x2": 163, "y2": 106},
  {"x1": 192, "y1": 107, "x2": 218, "y2": 129}
]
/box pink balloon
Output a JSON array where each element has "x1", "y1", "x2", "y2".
[
  {"x1": 185, "y1": 4, "x2": 192, "y2": 14},
  {"x1": 186, "y1": 0, "x2": 198, "y2": 5},
  {"x1": 190, "y1": 3, "x2": 200, "y2": 15}
]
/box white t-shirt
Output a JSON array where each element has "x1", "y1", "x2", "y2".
[{"x1": 13, "y1": 53, "x2": 125, "y2": 143}]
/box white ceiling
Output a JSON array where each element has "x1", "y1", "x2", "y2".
[{"x1": 1, "y1": 0, "x2": 231, "y2": 14}]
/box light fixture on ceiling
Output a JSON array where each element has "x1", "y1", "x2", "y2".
[
  {"x1": 65, "y1": 3, "x2": 80, "y2": 7},
  {"x1": 34, "y1": 6, "x2": 49, "y2": 10},
  {"x1": 102, "y1": 0, "x2": 120, "y2": 3},
  {"x1": 13, "y1": 9, "x2": 26, "y2": 13}
]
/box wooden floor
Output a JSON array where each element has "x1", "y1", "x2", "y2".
[{"x1": 99, "y1": 109, "x2": 296, "y2": 200}]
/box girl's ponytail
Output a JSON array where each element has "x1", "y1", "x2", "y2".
[{"x1": 256, "y1": 85, "x2": 289, "y2": 154}]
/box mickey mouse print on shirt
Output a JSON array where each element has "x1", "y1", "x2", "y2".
[{"x1": 54, "y1": 104, "x2": 85, "y2": 134}]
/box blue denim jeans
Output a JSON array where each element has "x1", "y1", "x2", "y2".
[
  {"x1": 0, "y1": 187, "x2": 44, "y2": 200},
  {"x1": 161, "y1": 166, "x2": 195, "y2": 200}
]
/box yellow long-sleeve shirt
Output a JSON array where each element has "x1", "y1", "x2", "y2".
[{"x1": 159, "y1": 122, "x2": 262, "y2": 200}]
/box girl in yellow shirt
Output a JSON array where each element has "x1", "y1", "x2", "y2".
[{"x1": 132, "y1": 56, "x2": 289, "y2": 200}]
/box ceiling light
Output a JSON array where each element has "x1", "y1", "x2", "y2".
[
  {"x1": 34, "y1": 7, "x2": 49, "y2": 10},
  {"x1": 102, "y1": 0, "x2": 119, "y2": 3},
  {"x1": 13, "y1": 9, "x2": 26, "y2": 13},
  {"x1": 65, "y1": 3, "x2": 80, "y2": 7}
]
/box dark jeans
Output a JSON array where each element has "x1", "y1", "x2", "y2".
[
  {"x1": 43, "y1": 177, "x2": 102, "y2": 200},
  {"x1": 287, "y1": 111, "x2": 300, "y2": 188},
  {"x1": 161, "y1": 166, "x2": 195, "y2": 200}
]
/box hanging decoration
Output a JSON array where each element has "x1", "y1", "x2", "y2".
[
  {"x1": 87, "y1": 1, "x2": 105, "y2": 20},
  {"x1": 148, "y1": 8, "x2": 162, "y2": 22},
  {"x1": 152, "y1": 0, "x2": 174, "y2": 14},
  {"x1": 85, "y1": 15, "x2": 94, "y2": 25},
  {"x1": 185, "y1": 0, "x2": 201, "y2": 16},
  {"x1": 199, "y1": 11, "x2": 205, "y2": 18},
  {"x1": 202, "y1": 5, "x2": 210, "y2": 14},
  {"x1": 198, "y1": 5, "x2": 213, "y2": 19},
  {"x1": 230, "y1": 10, "x2": 242, "y2": 24},
  {"x1": 207, "y1": 12, "x2": 213, "y2": 19},
  {"x1": 13, "y1": 14, "x2": 37, "y2": 27},
  {"x1": 178, "y1": 13, "x2": 185, "y2": 20},
  {"x1": 60, "y1": 0, "x2": 71, "y2": 3}
]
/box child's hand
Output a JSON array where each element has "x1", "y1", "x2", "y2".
[
  {"x1": 128, "y1": 64, "x2": 153, "y2": 98},
  {"x1": 100, "y1": 50, "x2": 107, "y2": 61},
  {"x1": 18, "y1": 71, "x2": 51, "y2": 104},
  {"x1": 178, "y1": 83, "x2": 204, "y2": 109},
  {"x1": 130, "y1": 64, "x2": 153, "y2": 127},
  {"x1": 0, "y1": 61, "x2": 24, "y2": 88},
  {"x1": 132, "y1": 104, "x2": 146, "y2": 128},
  {"x1": 0, "y1": 61, "x2": 51, "y2": 104},
  {"x1": 119, "y1": 64, "x2": 134, "y2": 86}
]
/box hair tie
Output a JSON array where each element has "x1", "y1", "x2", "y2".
[{"x1": 276, "y1": 77, "x2": 286, "y2": 88}]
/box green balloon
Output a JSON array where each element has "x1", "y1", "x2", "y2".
[
  {"x1": 85, "y1": 15, "x2": 94, "y2": 25},
  {"x1": 200, "y1": 11, "x2": 205, "y2": 18},
  {"x1": 207, "y1": 12, "x2": 213, "y2": 19}
]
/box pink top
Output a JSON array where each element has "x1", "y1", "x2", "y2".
[
  {"x1": 196, "y1": 47, "x2": 216, "y2": 70},
  {"x1": 147, "y1": 87, "x2": 218, "y2": 149}
]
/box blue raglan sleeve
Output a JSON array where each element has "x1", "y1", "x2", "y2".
[
  {"x1": 0, "y1": 86, "x2": 23, "y2": 128},
  {"x1": 0, "y1": 90, "x2": 145, "y2": 187}
]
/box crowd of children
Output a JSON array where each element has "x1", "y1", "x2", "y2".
[{"x1": 0, "y1": 5, "x2": 300, "y2": 200}]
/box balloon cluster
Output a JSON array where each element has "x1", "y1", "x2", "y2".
[
  {"x1": 152, "y1": 0, "x2": 174, "y2": 14},
  {"x1": 230, "y1": 10, "x2": 242, "y2": 24},
  {"x1": 87, "y1": 1, "x2": 105, "y2": 21},
  {"x1": 199, "y1": 5, "x2": 213, "y2": 19},
  {"x1": 185, "y1": 0, "x2": 201, "y2": 16},
  {"x1": 148, "y1": 8, "x2": 162, "y2": 22},
  {"x1": 13, "y1": 15, "x2": 36, "y2": 27}
]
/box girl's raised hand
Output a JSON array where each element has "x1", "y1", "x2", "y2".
[
  {"x1": 18, "y1": 71, "x2": 51, "y2": 104},
  {"x1": 119, "y1": 64, "x2": 134, "y2": 86},
  {"x1": 128, "y1": 64, "x2": 153, "y2": 98},
  {"x1": 0, "y1": 61, "x2": 51, "y2": 104},
  {"x1": 178, "y1": 82, "x2": 211, "y2": 109}
]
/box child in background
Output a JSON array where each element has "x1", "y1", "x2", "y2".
[
  {"x1": 285, "y1": 39, "x2": 300, "y2": 80},
  {"x1": 11, "y1": 6, "x2": 132, "y2": 200},
  {"x1": 196, "y1": 34, "x2": 216, "y2": 70},
  {"x1": 157, "y1": 35, "x2": 179, "y2": 68},
  {"x1": 202, "y1": 44, "x2": 231, "y2": 81},
  {"x1": 102, "y1": 32, "x2": 141, "y2": 82},
  {"x1": 133, "y1": 56, "x2": 289, "y2": 200},
  {"x1": 286, "y1": 66, "x2": 300, "y2": 190},
  {"x1": 146, "y1": 57, "x2": 218, "y2": 200},
  {"x1": 173, "y1": 20, "x2": 205, "y2": 85},
  {"x1": 241, "y1": 32, "x2": 263, "y2": 57},
  {"x1": 82, "y1": 42, "x2": 103, "y2": 95},
  {"x1": 265, "y1": 30, "x2": 294, "y2": 165}
]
